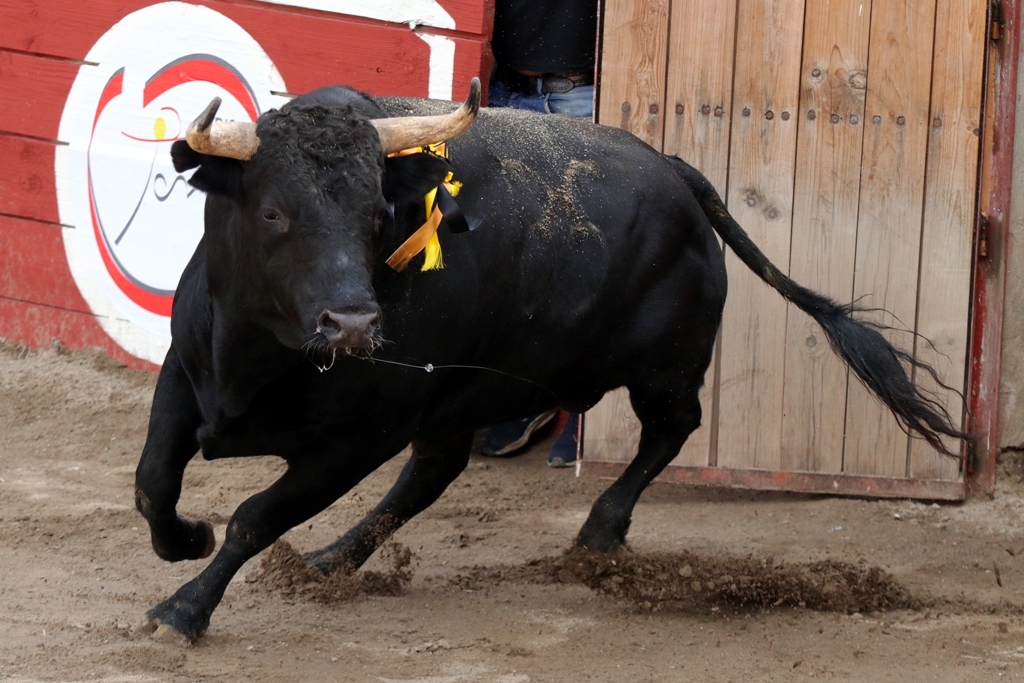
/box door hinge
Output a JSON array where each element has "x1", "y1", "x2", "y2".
[
  {"x1": 979, "y1": 213, "x2": 991, "y2": 259},
  {"x1": 991, "y1": 1, "x2": 1005, "y2": 41}
]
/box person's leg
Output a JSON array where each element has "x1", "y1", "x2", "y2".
[
  {"x1": 480, "y1": 409, "x2": 559, "y2": 457},
  {"x1": 544, "y1": 84, "x2": 594, "y2": 120},
  {"x1": 488, "y1": 73, "x2": 548, "y2": 114},
  {"x1": 508, "y1": 90, "x2": 549, "y2": 113},
  {"x1": 487, "y1": 73, "x2": 513, "y2": 108},
  {"x1": 547, "y1": 411, "x2": 580, "y2": 467}
]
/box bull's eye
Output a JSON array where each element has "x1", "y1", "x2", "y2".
[{"x1": 261, "y1": 208, "x2": 288, "y2": 233}]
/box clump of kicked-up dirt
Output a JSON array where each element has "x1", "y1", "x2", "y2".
[
  {"x1": 550, "y1": 546, "x2": 919, "y2": 614},
  {"x1": 248, "y1": 539, "x2": 414, "y2": 603}
]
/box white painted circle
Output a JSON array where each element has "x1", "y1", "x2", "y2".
[{"x1": 56, "y1": 2, "x2": 288, "y2": 364}]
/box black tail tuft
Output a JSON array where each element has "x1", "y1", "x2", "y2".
[{"x1": 666, "y1": 155, "x2": 970, "y2": 458}]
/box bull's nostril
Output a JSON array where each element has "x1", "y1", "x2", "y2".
[
  {"x1": 317, "y1": 311, "x2": 341, "y2": 334},
  {"x1": 316, "y1": 306, "x2": 380, "y2": 349}
]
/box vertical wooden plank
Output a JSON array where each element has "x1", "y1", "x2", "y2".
[
  {"x1": 596, "y1": 0, "x2": 669, "y2": 148},
  {"x1": 780, "y1": 0, "x2": 872, "y2": 472},
  {"x1": 844, "y1": 0, "x2": 937, "y2": 477},
  {"x1": 661, "y1": 0, "x2": 739, "y2": 467},
  {"x1": 716, "y1": 0, "x2": 805, "y2": 471},
  {"x1": 908, "y1": 0, "x2": 986, "y2": 479},
  {"x1": 583, "y1": 388, "x2": 638, "y2": 463},
  {"x1": 663, "y1": 0, "x2": 738, "y2": 190}
]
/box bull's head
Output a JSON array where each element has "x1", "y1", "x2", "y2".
[{"x1": 170, "y1": 79, "x2": 480, "y2": 357}]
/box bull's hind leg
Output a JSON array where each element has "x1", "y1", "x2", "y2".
[
  {"x1": 134, "y1": 346, "x2": 212, "y2": 562},
  {"x1": 143, "y1": 445, "x2": 387, "y2": 642},
  {"x1": 305, "y1": 432, "x2": 473, "y2": 574},
  {"x1": 576, "y1": 371, "x2": 704, "y2": 553}
]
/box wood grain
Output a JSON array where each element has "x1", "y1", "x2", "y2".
[
  {"x1": 581, "y1": 459, "x2": 965, "y2": 500},
  {"x1": 716, "y1": 0, "x2": 805, "y2": 471},
  {"x1": 844, "y1": 0, "x2": 937, "y2": 477},
  {"x1": 0, "y1": 133, "x2": 59, "y2": 224},
  {"x1": 581, "y1": 0, "x2": 982, "y2": 495},
  {"x1": 662, "y1": 0, "x2": 738, "y2": 190},
  {"x1": 596, "y1": 0, "x2": 669, "y2": 147},
  {"x1": 658, "y1": 0, "x2": 739, "y2": 467},
  {"x1": 222, "y1": 0, "x2": 493, "y2": 36},
  {"x1": 437, "y1": 0, "x2": 493, "y2": 36},
  {"x1": 0, "y1": 215, "x2": 89, "y2": 313},
  {"x1": 908, "y1": 0, "x2": 986, "y2": 480},
  {"x1": 251, "y1": 0, "x2": 495, "y2": 36},
  {"x1": 0, "y1": 0, "x2": 486, "y2": 99},
  {"x1": 583, "y1": 387, "x2": 640, "y2": 463},
  {"x1": 780, "y1": 0, "x2": 872, "y2": 472},
  {"x1": 0, "y1": 49, "x2": 78, "y2": 140}
]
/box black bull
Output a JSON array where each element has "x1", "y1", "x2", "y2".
[{"x1": 135, "y1": 83, "x2": 967, "y2": 641}]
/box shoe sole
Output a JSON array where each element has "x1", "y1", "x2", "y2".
[
  {"x1": 481, "y1": 409, "x2": 559, "y2": 457},
  {"x1": 547, "y1": 457, "x2": 577, "y2": 468}
]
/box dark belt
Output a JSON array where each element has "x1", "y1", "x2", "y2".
[{"x1": 500, "y1": 69, "x2": 594, "y2": 95}]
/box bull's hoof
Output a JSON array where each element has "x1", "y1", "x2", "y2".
[
  {"x1": 302, "y1": 548, "x2": 350, "y2": 576},
  {"x1": 134, "y1": 615, "x2": 194, "y2": 646},
  {"x1": 575, "y1": 517, "x2": 629, "y2": 554},
  {"x1": 141, "y1": 596, "x2": 209, "y2": 644},
  {"x1": 302, "y1": 547, "x2": 329, "y2": 573},
  {"x1": 150, "y1": 623, "x2": 192, "y2": 647},
  {"x1": 150, "y1": 516, "x2": 216, "y2": 563}
]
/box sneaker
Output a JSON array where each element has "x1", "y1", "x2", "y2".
[
  {"x1": 547, "y1": 412, "x2": 580, "y2": 468},
  {"x1": 481, "y1": 409, "x2": 559, "y2": 457}
]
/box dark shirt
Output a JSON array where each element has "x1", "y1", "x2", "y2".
[{"x1": 491, "y1": 0, "x2": 598, "y2": 75}]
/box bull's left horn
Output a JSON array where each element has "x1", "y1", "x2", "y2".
[
  {"x1": 185, "y1": 97, "x2": 260, "y2": 160},
  {"x1": 371, "y1": 77, "x2": 481, "y2": 155}
]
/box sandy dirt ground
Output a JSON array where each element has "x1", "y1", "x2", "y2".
[{"x1": 3, "y1": 341, "x2": 1024, "y2": 682}]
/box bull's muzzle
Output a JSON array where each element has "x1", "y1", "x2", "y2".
[{"x1": 317, "y1": 307, "x2": 381, "y2": 351}]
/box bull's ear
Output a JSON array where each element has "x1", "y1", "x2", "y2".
[
  {"x1": 170, "y1": 140, "x2": 244, "y2": 199},
  {"x1": 383, "y1": 153, "x2": 451, "y2": 205}
]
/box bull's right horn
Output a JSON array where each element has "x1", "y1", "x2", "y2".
[
  {"x1": 185, "y1": 97, "x2": 260, "y2": 160},
  {"x1": 371, "y1": 77, "x2": 481, "y2": 155}
]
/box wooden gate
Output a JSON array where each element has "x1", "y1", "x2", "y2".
[{"x1": 582, "y1": 0, "x2": 998, "y2": 499}]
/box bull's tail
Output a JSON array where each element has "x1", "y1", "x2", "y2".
[{"x1": 666, "y1": 155, "x2": 969, "y2": 458}]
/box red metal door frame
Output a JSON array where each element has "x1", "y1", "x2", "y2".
[{"x1": 967, "y1": 0, "x2": 1020, "y2": 495}]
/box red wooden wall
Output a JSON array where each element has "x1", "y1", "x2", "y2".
[{"x1": 0, "y1": 0, "x2": 491, "y2": 369}]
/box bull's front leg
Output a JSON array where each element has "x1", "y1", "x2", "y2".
[
  {"x1": 134, "y1": 345, "x2": 213, "y2": 562},
  {"x1": 142, "y1": 445, "x2": 387, "y2": 642}
]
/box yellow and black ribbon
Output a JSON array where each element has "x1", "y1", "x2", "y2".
[{"x1": 385, "y1": 142, "x2": 477, "y2": 272}]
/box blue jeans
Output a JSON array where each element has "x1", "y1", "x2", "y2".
[{"x1": 488, "y1": 75, "x2": 594, "y2": 120}]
